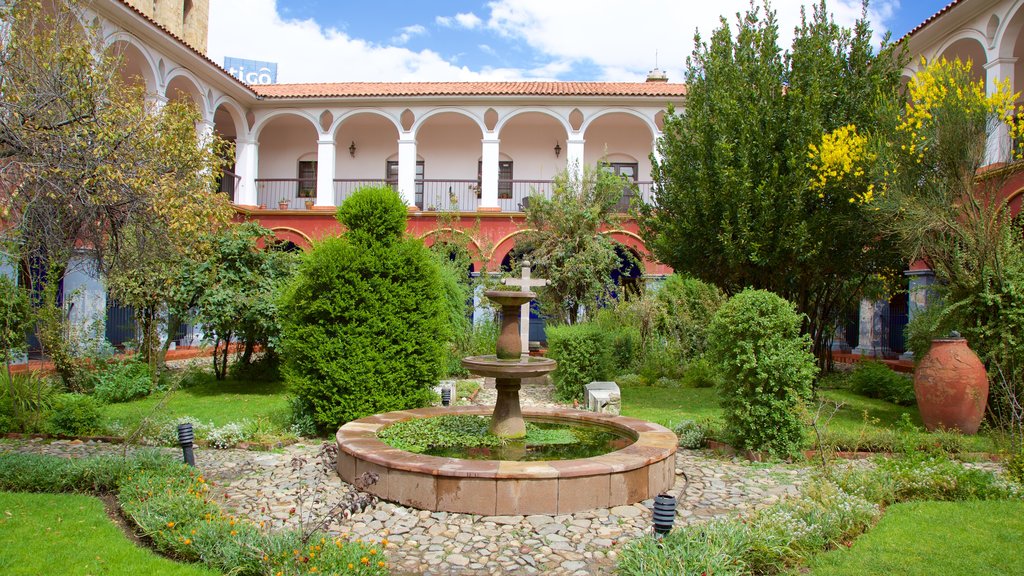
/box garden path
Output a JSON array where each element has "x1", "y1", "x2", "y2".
[{"x1": 2, "y1": 386, "x2": 819, "y2": 575}]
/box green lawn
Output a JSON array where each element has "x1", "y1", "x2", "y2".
[
  {"x1": 102, "y1": 376, "x2": 290, "y2": 429},
  {"x1": 0, "y1": 491, "x2": 218, "y2": 576},
  {"x1": 803, "y1": 500, "x2": 1024, "y2": 576},
  {"x1": 620, "y1": 383, "x2": 999, "y2": 453}
]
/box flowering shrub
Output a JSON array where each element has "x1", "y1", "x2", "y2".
[{"x1": 807, "y1": 124, "x2": 877, "y2": 204}]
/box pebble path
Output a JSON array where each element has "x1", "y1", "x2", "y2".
[{"x1": 5, "y1": 379, "x2": 991, "y2": 575}]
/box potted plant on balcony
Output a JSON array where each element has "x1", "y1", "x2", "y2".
[
  {"x1": 304, "y1": 199, "x2": 315, "y2": 210},
  {"x1": 278, "y1": 199, "x2": 289, "y2": 210}
]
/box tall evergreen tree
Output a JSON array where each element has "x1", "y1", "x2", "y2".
[{"x1": 640, "y1": 1, "x2": 905, "y2": 363}]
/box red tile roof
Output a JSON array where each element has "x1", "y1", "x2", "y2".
[
  {"x1": 896, "y1": 0, "x2": 965, "y2": 45},
  {"x1": 252, "y1": 81, "x2": 687, "y2": 99}
]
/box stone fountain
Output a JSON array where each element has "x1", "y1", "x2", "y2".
[
  {"x1": 461, "y1": 290, "x2": 556, "y2": 438},
  {"x1": 336, "y1": 290, "x2": 677, "y2": 515}
]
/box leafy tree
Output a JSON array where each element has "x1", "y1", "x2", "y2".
[
  {"x1": 879, "y1": 59, "x2": 1024, "y2": 449},
  {"x1": 0, "y1": 274, "x2": 32, "y2": 381},
  {"x1": 640, "y1": 1, "x2": 905, "y2": 365},
  {"x1": 523, "y1": 164, "x2": 635, "y2": 324},
  {"x1": 181, "y1": 223, "x2": 296, "y2": 380},
  {"x1": 279, "y1": 186, "x2": 448, "y2": 428},
  {"x1": 0, "y1": 0, "x2": 231, "y2": 384}
]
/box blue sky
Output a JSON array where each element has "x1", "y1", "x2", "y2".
[{"x1": 208, "y1": 1, "x2": 953, "y2": 83}]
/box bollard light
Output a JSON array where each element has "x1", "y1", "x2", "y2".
[
  {"x1": 652, "y1": 493, "x2": 676, "y2": 537},
  {"x1": 177, "y1": 422, "x2": 196, "y2": 467},
  {"x1": 441, "y1": 387, "x2": 452, "y2": 407}
]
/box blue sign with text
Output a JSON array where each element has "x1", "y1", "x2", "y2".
[{"x1": 224, "y1": 57, "x2": 278, "y2": 85}]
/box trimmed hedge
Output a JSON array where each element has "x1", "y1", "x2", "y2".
[
  {"x1": 279, "y1": 186, "x2": 448, "y2": 429},
  {"x1": 546, "y1": 323, "x2": 612, "y2": 402},
  {"x1": 707, "y1": 289, "x2": 817, "y2": 457}
]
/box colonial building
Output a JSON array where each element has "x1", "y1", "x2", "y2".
[{"x1": 19, "y1": 0, "x2": 1024, "y2": 356}]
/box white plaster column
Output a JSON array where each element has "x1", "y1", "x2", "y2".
[
  {"x1": 234, "y1": 138, "x2": 259, "y2": 206},
  {"x1": 480, "y1": 135, "x2": 500, "y2": 211},
  {"x1": 148, "y1": 93, "x2": 168, "y2": 113},
  {"x1": 316, "y1": 137, "x2": 336, "y2": 207},
  {"x1": 566, "y1": 136, "x2": 585, "y2": 176},
  {"x1": 985, "y1": 57, "x2": 1017, "y2": 164},
  {"x1": 651, "y1": 133, "x2": 664, "y2": 165},
  {"x1": 397, "y1": 133, "x2": 418, "y2": 207}
]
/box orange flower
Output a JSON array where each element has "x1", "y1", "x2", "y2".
[
  {"x1": 184, "y1": 538, "x2": 192, "y2": 545},
  {"x1": 347, "y1": 564, "x2": 354, "y2": 570},
  {"x1": 369, "y1": 549, "x2": 377, "y2": 556},
  {"x1": 166, "y1": 522, "x2": 175, "y2": 528},
  {"x1": 230, "y1": 530, "x2": 237, "y2": 536},
  {"x1": 360, "y1": 557, "x2": 369, "y2": 565},
  {"x1": 381, "y1": 538, "x2": 389, "y2": 546},
  {"x1": 378, "y1": 561, "x2": 386, "y2": 568}
]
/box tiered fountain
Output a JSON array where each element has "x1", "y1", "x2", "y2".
[{"x1": 336, "y1": 290, "x2": 677, "y2": 515}]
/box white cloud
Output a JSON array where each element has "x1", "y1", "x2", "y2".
[
  {"x1": 437, "y1": 12, "x2": 483, "y2": 29},
  {"x1": 484, "y1": 0, "x2": 899, "y2": 81},
  {"x1": 207, "y1": 0, "x2": 900, "y2": 83},
  {"x1": 455, "y1": 12, "x2": 483, "y2": 29},
  {"x1": 207, "y1": 0, "x2": 522, "y2": 82},
  {"x1": 392, "y1": 24, "x2": 427, "y2": 45}
]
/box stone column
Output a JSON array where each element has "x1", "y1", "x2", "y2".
[
  {"x1": 831, "y1": 323, "x2": 851, "y2": 353},
  {"x1": 566, "y1": 136, "x2": 585, "y2": 177},
  {"x1": 64, "y1": 253, "x2": 107, "y2": 355},
  {"x1": 316, "y1": 137, "x2": 336, "y2": 207},
  {"x1": 234, "y1": 138, "x2": 259, "y2": 206},
  {"x1": 480, "y1": 135, "x2": 500, "y2": 211},
  {"x1": 397, "y1": 133, "x2": 418, "y2": 208},
  {"x1": 984, "y1": 57, "x2": 1017, "y2": 164},
  {"x1": 852, "y1": 299, "x2": 891, "y2": 358},
  {"x1": 901, "y1": 267, "x2": 938, "y2": 360}
]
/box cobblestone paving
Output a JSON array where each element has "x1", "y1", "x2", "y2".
[{"x1": 3, "y1": 381, "x2": 1001, "y2": 575}]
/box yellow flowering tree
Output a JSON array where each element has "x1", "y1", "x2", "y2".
[
  {"x1": 0, "y1": 0, "x2": 232, "y2": 383},
  {"x1": 880, "y1": 58, "x2": 1024, "y2": 448}
]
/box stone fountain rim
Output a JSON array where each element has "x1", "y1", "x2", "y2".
[{"x1": 336, "y1": 406, "x2": 677, "y2": 479}]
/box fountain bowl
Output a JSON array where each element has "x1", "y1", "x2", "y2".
[
  {"x1": 460, "y1": 355, "x2": 556, "y2": 379},
  {"x1": 336, "y1": 406, "x2": 677, "y2": 515}
]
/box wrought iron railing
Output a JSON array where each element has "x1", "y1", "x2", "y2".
[{"x1": 254, "y1": 178, "x2": 316, "y2": 209}]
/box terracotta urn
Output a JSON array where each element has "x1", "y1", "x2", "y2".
[{"x1": 913, "y1": 335, "x2": 988, "y2": 434}]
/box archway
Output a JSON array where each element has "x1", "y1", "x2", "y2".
[
  {"x1": 164, "y1": 72, "x2": 204, "y2": 110},
  {"x1": 108, "y1": 39, "x2": 156, "y2": 93},
  {"x1": 497, "y1": 111, "x2": 570, "y2": 211},
  {"x1": 938, "y1": 37, "x2": 988, "y2": 87},
  {"x1": 333, "y1": 112, "x2": 401, "y2": 205},
  {"x1": 583, "y1": 112, "x2": 657, "y2": 210},
  {"x1": 415, "y1": 111, "x2": 484, "y2": 210},
  {"x1": 611, "y1": 244, "x2": 643, "y2": 301},
  {"x1": 212, "y1": 103, "x2": 243, "y2": 200},
  {"x1": 255, "y1": 113, "x2": 319, "y2": 209}
]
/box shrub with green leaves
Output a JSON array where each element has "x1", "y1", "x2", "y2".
[
  {"x1": 848, "y1": 360, "x2": 916, "y2": 406},
  {"x1": 46, "y1": 393, "x2": 103, "y2": 436},
  {"x1": 654, "y1": 274, "x2": 726, "y2": 363},
  {"x1": 673, "y1": 419, "x2": 707, "y2": 449},
  {"x1": 91, "y1": 356, "x2": 152, "y2": 404},
  {"x1": 546, "y1": 322, "x2": 612, "y2": 402},
  {"x1": 0, "y1": 371, "x2": 59, "y2": 432},
  {"x1": 279, "y1": 186, "x2": 447, "y2": 428},
  {"x1": 707, "y1": 289, "x2": 818, "y2": 457}
]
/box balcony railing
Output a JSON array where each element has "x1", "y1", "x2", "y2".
[
  {"x1": 252, "y1": 177, "x2": 658, "y2": 213},
  {"x1": 418, "y1": 179, "x2": 479, "y2": 211},
  {"x1": 255, "y1": 178, "x2": 316, "y2": 208},
  {"x1": 334, "y1": 179, "x2": 393, "y2": 206}
]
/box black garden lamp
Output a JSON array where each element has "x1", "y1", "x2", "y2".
[
  {"x1": 177, "y1": 422, "x2": 196, "y2": 467},
  {"x1": 652, "y1": 493, "x2": 676, "y2": 536}
]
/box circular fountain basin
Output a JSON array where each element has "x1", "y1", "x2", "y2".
[
  {"x1": 336, "y1": 406, "x2": 677, "y2": 515},
  {"x1": 460, "y1": 355, "x2": 556, "y2": 379}
]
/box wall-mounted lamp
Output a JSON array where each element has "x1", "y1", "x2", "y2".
[
  {"x1": 349, "y1": 141, "x2": 357, "y2": 157},
  {"x1": 554, "y1": 142, "x2": 562, "y2": 158}
]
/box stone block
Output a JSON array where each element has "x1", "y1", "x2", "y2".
[
  {"x1": 389, "y1": 469, "x2": 436, "y2": 510},
  {"x1": 436, "y1": 477, "x2": 497, "y2": 515},
  {"x1": 586, "y1": 381, "x2": 621, "y2": 414},
  {"x1": 557, "y1": 474, "x2": 610, "y2": 514},
  {"x1": 608, "y1": 467, "x2": 649, "y2": 507},
  {"x1": 495, "y1": 478, "x2": 557, "y2": 515}
]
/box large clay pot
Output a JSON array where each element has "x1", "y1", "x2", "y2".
[{"x1": 913, "y1": 337, "x2": 988, "y2": 434}]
